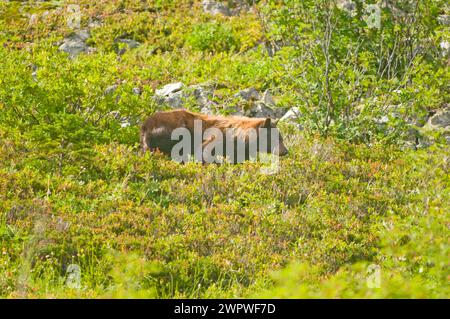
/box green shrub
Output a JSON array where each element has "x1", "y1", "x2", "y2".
[
  {"x1": 0, "y1": 0, "x2": 448, "y2": 299},
  {"x1": 186, "y1": 22, "x2": 240, "y2": 53}
]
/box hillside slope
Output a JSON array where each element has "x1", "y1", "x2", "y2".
[{"x1": 0, "y1": 0, "x2": 449, "y2": 298}]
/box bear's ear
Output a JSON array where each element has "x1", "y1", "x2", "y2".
[{"x1": 263, "y1": 118, "x2": 272, "y2": 128}]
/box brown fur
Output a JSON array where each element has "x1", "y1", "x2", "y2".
[{"x1": 140, "y1": 109, "x2": 288, "y2": 162}]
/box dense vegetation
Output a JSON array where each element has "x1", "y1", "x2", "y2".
[{"x1": 0, "y1": 0, "x2": 448, "y2": 298}]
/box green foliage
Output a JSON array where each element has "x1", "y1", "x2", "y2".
[
  {"x1": 262, "y1": 0, "x2": 449, "y2": 142},
  {"x1": 0, "y1": 0, "x2": 448, "y2": 299},
  {"x1": 186, "y1": 22, "x2": 240, "y2": 53}
]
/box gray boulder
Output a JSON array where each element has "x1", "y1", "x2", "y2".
[
  {"x1": 426, "y1": 107, "x2": 450, "y2": 130},
  {"x1": 132, "y1": 87, "x2": 142, "y2": 95},
  {"x1": 164, "y1": 91, "x2": 184, "y2": 108},
  {"x1": 234, "y1": 88, "x2": 286, "y2": 118},
  {"x1": 401, "y1": 106, "x2": 450, "y2": 149},
  {"x1": 154, "y1": 91, "x2": 184, "y2": 108},
  {"x1": 202, "y1": 0, "x2": 232, "y2": 16},
  {"x1": 439, "y1": 41, "x2": 450, "y2": 58},
  {"x1": 336, "y1": 0, "x2": 356, "y2": 16},
  {"x1": 59, "y1": 30, "x2": 92, "y2": 58},
  {"x1": 104, "y1": 84, "x2": 118, "y2": 95},
  {"x1": 260, "y1": 90, "x2": 276, "y2": 107},
  {"x1": 154, "y1": 82, "x2": 218, "y2": 109},
  {"x1": 235, "y1": 87, "x2": 260, "y2": 101},
  {"x1": 249, "y1": 102, "x2": 276, "y2": 118},
  {"x1": 190, "y1": 84, "x2": 214, "y2": 107}
]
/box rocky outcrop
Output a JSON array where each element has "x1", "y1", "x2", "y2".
[
  {"x1": 336, "y1": 0, "x2": 356, "y2": 16},
  {"x1": 439, "y1": 41, "x2": 450, "y2": 58},
  {"x1": 234, "y1": 87, "x2": 260, "y2": 101},
  {"x1": 201, "y1": 0, "x2": 250, "y2": 17},
  {"x1": 152, "y1": 83, "x2": 287, "y2": 119},
  {"x1": 425, "y1": 107, "x2": 450, "y2": 131},
  {"x1": 154, "y1": 83, "x2": 183, "y2": 107},
  {"x1": 190, "y1": 84, "x2": 214, "y2": 107},
  {"x1": 399, "y1": 106, "x2": 450, "y2": 148},
  {"x1": 155, "y1": 82, "x2": 184, "y2": 97},
  {"x1": 153, "y1": 82, "x2": 215, "y2": 110},
  {"x1": 232, "y1": 88, "x2": 285, "y2": 118},
  {"x1": 59, "y1": 30, "x2": 94, "y2": 58},
  {"x1": 202, "y1": 0, "x2": 232, "y2": 16},
  {"x1": 200, "y1": 101, "x2": 219, "y2": 115}
]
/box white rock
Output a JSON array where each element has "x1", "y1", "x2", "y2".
[
  {"x1": 439, "y1": 41, "x2": 450, "y2": 57},
  {"x1": 336, "y1": 0, "x2": 356, "y2": 16},
  {"x1": 155, "y1": 82, "x2": 184, "y2": 97},
  {"x1": 280, "y1": 107, "x2": 302, "y2": 122}
]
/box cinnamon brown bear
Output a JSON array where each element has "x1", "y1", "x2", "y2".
[{"x1": 140, "y1": 109, "x2": 288, "y2": 163}]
